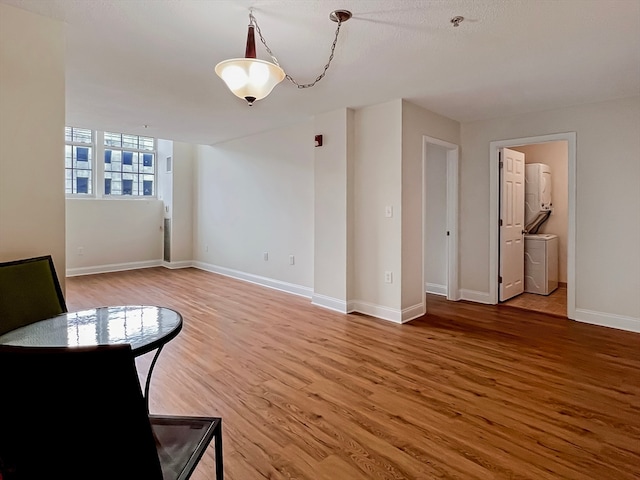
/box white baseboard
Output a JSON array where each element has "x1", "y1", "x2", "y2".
[
  {"x1": 311, "y1": 294, "x2": 348, "y2": 313},
  {"x1": 459, "y1": 289, "x2": 493, "y2": 304},
  {"x1": 66, "y1": 260, "x2": 162, "y2": 277},
  {"x1": 161, "y1": 260, "x2": 193, "y2": 269},
  {"x1": 347, "y1": 300, "x2": 405, "y2": 324},
  {"x1": 192, "y1": 261, "x2": 313, "y2": 299},
  {"x1": 448, "y1": 289, "x2": 461, "y2": 301},
  {"x1": 425, "y1": 283, "x2": 447, "y2": 296},
  {"x1": 402, "y1": 302, "x2": 426, "y2": 322},
  {"x1": 574, "y1": 308, "x2": 640, "y2": 334},
  {"x1": 314, "y1": 297, "x2": 424, "y2": 324}
]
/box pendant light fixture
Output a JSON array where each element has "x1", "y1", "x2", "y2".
[{"x1": 215, "y1": 9, "x2": 352, "y2": 106}]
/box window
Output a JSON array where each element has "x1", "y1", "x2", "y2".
[
  {"x1": 104, "y1": 132, "x2": 155, "y2": 196},
  {"x1": 76, "y1": 177, "x2": 89, "y2": 194},
  {"x1": 65, "y1": 128, "x2": 156, "y2": 198},
  {"x1": 65, "y1": 127, "x2": 93, "y2": 195}
]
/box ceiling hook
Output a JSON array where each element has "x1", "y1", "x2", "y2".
[{"x1": 450, "y1": 16, "x2": 464, "y2": 27}]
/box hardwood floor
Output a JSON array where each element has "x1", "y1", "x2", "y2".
[
  {"x1": 502, "y1": 286, "x2": 568, "y2": 317},
  {"x1": 65, "y1": 268, "x2": 640, "y2": 480}
]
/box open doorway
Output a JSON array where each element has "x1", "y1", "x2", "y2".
[
  {"x1": 503, "y1": 142, "x2": 568, "y2": 316},
  {"x1": 489, "y1": 133, "x2": 576, "y2": 319},
  {"x1": 423, "y1": 136, "x2": 459, "y2": 303}
]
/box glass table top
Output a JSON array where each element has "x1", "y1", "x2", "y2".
[{"x1": 0, "y1": 305, "x2": 182, "y2": 356}]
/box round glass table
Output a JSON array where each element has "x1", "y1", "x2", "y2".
[{"x1": 0, "y1": 305, "x2": 182, "y2": 409}]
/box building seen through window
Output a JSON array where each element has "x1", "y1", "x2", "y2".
[
  {"x1": 65, "y1": 127, "x2": 93, "y2": 194},
  {"x1": 65, "y1": 128, "x2": 156, "y2": 197}
]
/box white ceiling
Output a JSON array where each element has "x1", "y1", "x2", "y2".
[{"x1": 3, "y1": 0, "x2": 639, "y2": 145}]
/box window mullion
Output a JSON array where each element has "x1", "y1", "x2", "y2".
[{"x1": 95, "y1": 131, "x2": 105, "y2": 198}]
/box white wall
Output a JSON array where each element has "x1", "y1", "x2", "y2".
[
  {"x1": 461, "y1": 97, "x2": 640, "y2": 326},
  {"x1": 401, "y1": 100, "x2": 460, "y2": 313},
  {"x1": 171, "y1": 142, "x2": 194, "y2": 263},
  {"x1": 66, "y1": 199, "x2": 164, "y2": 274},
  {"x1": 157, "y1": 140, "x2": 194, "y2": 265},
  {"x1": 157, "y1": 139, "x2": 173, "y2": 263},
  {"x1": 194, "y1": 121, "x2": 314, "y2": 291},
  {"x1": 157, "y1": 139, "x2": 173, "y2": 222},
  {"x1": 0, "y1": 4, "x2": 66, "y2": 288},
  {"x1": 313, "y1": 108, "x2": 354, "y2": 310},
  {"x1": 353, "y1": 100, "x2": 403, "y2": 311},
  {"x1": 424, "y1": 144, "x2": 448, "y2": 293},
  {"x1": 513, "y1": 141, "x2": 568, "y2": 283}
]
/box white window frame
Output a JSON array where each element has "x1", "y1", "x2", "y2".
[
  {"x1": 65, "y1": 128, "x2": 157, "y2": 199},
  {"x1": 65, "y1": 127, "x2": 95, "y2": 197}
]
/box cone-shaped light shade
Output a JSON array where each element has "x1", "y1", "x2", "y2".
[{"x1": 215, "y1": 58, "x2": 285, "y2": 105}]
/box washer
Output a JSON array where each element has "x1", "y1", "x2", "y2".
[{"x1": 524, "y1": 234, "x2": 558, "y2": 295}]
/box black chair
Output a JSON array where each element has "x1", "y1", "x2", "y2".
[
  {"x1": 0, "y1": 255, "x2": 67, "y2": 336},
  {"x1": 0, "y1": 344, "x2": 223, "y2": 480}
]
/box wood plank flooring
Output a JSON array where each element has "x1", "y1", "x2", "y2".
[
  {"x1": 65, "y1": 267, "x2": 640, "y2": 480},
  {"x1": 502, "y1": 286, "x2": 567, "y2": 317}
]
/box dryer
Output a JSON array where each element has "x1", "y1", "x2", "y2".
[
  {"x1": 524, "y1": 233, "x2": 558, "y2": 295},
  {"x1": 525, "y1": 163, "x2": 552, "y2": 227}
]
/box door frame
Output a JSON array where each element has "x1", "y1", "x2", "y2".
[
  {"x1": 489, "y1": 132, "x2": 576, "y2": 319},
  {"x1": 423, "y1": 136, "x2": 460, "y2": 301}
]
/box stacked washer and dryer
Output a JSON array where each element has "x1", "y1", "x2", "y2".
[{"x1": 524, "y1": 163, "x2": 558, "y2": 295}]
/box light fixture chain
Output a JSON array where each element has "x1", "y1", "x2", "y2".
[
  {"x1": 250, "y1": 11, "x2": 345, "y2": 89},
  {"x1": 250, "y1": 11, "x2": 281, "y2": 66}
]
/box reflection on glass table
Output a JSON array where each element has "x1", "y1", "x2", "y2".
[{"x1": 0, "y1": 305, "x2": 182, "y2": 410}]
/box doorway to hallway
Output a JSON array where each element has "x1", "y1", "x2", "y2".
[{"x1": 423, "y1": 136, "x2": 459, "y2": 303}]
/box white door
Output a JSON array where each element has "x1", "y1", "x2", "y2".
[{"x1": 499, "y1": 148, "x2": 525, "y2": 301}]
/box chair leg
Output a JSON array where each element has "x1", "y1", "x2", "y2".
[
  {"x1": 215, "y1": 419, "x2": 224, "y2": 480},
  {"x1": 144, "y1": 345, "x2": 164, "y2": 412}
]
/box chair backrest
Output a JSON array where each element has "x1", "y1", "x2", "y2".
[
  {"x1": 0, "y1": 343, "x2": 164, "y2": 480},
  {"x1": 0, "y1": 255, "x2": 67, "y2": 336}
]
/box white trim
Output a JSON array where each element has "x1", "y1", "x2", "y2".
[
  {"x1": 489, "y1": 132, "x2": 576, "y2": 319},
  {"x1": 95, "y1": 130, "x2": 104, "y2": 197},
  {"x1": 347, "y1": 300, "x2": 404, "y2": 324},
  {"x1": 574, "y1": 309, "x2": 640, "y2": 334},
  {"x1": 422, "y1": 136, "x2": 460, "y2": 303},
  {"x1": 311, "y1": 294, "x2": 348, "y2": 313},
  {"x1": 66, "y1": 260, "x2": 162, "y2": 277},
  {"x1": 162, "y1": 260, "x2": 193, "y2": 270},
  {"x1": 425, "y1": 283, "x2": 447, "y2": 296},
  {"x1": 446, "y1": 147, "x2": 460, "y2": 301},
  {"x1": 402, "y1": 302, "x2": 426, "y2": 322},
  {"x1": 192, "y1": 261, "x2": 313, "y2": 298},
  {"x1": 346, "y1": 301, "x2": 423, "y2": 324},
  {"x1": 460, "y1": 289, "x2": 493, "y2": 304}
]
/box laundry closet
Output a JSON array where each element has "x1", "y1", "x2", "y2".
[{"x1": 501, "y1": 141, "x2": 568, "y2": 311}]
